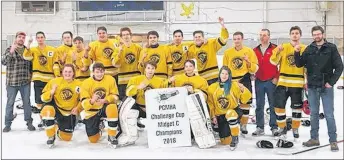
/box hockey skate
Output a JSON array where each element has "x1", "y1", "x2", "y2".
[
  {"x1": 108, "y1": 135, "x2": 118, "y2": 149},
  {"x1": 137, "y1": 118, "x2": 145, "y2": 131},
  {"x1": 47, "y1": 136, "x2": 56, "y2": 148},
  {"x1": 229, "y1": 136, "x2": 239, "y2": 151},
  {"x1": 292, "y1": 128, "x2": 299, "y2": 142},
  {"x1": 38, "y1": 120, "x2": 45, "y2": 131},
  {"x1": 274, "y1": 127, "x2": 287, "y2": 140}
]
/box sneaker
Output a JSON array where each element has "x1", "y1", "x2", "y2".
[
  {"x1": 292, "y1": 128, "x2": 299, "y2": 138},
  {"x1": 302, "y1": 139, "x2": 320, "y2": 147},
  {"x1": 330, "y1": 142, "x2": 339, "y2": 152},
  {"x1": 252, "y1": 127, "x2": 265, "y2": 136},
  {"x1": 274, "y1": 127, "x2": 287, "y2": 137},
  {"x1": 3, "y1": 126, "x2": 11, "y2": 132},
  {"x1": 27, "y1": 122, "x2": 36, "y2": 131},
  {"x1": 271, "y1": 128, "x2": 278, "y2": 136},
  {"x1": 240, "y1": 124, "x2": 248, "y2": 134}
]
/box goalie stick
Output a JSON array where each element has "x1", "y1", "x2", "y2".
[{"x1": 276, "y1": 140, "x2": 343, "y2": 155}]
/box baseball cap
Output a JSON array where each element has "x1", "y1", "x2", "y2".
[{"x1": 16, "y1": 31, "x2": 26, "y2": 37}]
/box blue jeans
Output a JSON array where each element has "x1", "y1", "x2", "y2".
[
  {"x1": 255, "y1": 79, "x2": 278, "y2": 130},
  {"x1": 5, "y1": 83, "x2": 33, "y2": 126},
  {"x1": 308, "y1": 87, "x2": 337, "y2": 143}
]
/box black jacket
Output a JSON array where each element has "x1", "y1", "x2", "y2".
[{"x1": 294, "y1": 40, "x2": 343, "y2": 88}]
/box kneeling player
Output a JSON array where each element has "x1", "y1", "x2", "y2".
[
  {"x1": 207, "y1": 66, "x2": 252, "y2": 150},
  {"x1": 120, "y1": 61, "x2": 167, "y2": 145},
  {"x1": 80, "y1": 63, "x2": 120, "y2": 148},
  {"x1": 40, "y1": 64, "x2": 82, "y2": 147}
]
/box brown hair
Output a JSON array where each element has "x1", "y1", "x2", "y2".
[
  {"x1": 290, "y1": 26, "x2": 302, "y2": 36},
  {"x1": 144, "y1": 60, "x2": 157, "y2": 69},
  {"x1": 233, "y1": 31, "x2": 244, "y2": 39},
  {"x1": 120, "y1": 27, "x2": 132, "y2": 37},
  {"x1": 62, "y1": 64, "x2": 76, "y2": 78}
]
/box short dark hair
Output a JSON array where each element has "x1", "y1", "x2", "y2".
[
  {"x1": 36, "y1": 31, "x2": 46, "y2": 38},
  {"x1": 73, "y1": 36, "x2": 84, "y2": 43},
  {"x1": 120, "y1": 27, "x2": 132, "y2": 37},
  {"x1": 144, "y1": 60, "x2": 157, "y2": 69},
  {"x1": 173, "y1": 29, "x2": 183, "y2": 37},
  {"x1": 261, "y1": 29, "x2": 271, "y2": 36},
  {"x1": 97, "y1": 26, "x2": 107, "y2": 33},
  {"x1": 147, "y1": 31, "x2": 159, "y2": 39},
  {"x1": 311, "y1": 26, "x2": 325, "y2": 34},
  {"x1": 233, "y1": 31, "x2": 244, "y2": 39},
  {"x1": 184, "y1": 60, "x2": 195, "y2": 67},
  {"x1": 92, "y1": 63, "x2": 105, "y2": 71},
  {"x1": 62, "y1": 31, "x2": 73, "y2": 39},
  {"x1": 193, "y1": 30, "x2": 204, "y2": 37},
  {"x1": 290, "y1": 26, "x2": 302, "y2": 36}
]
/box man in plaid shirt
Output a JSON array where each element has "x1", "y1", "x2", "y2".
[{"x1": 1, "y1": 31, "x2": 36, "y2": 132}]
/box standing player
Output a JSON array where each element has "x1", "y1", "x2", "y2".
[
  {"x1": 188, "y1": 17, "x2": 229, "y2": 85},
  {"x1": 112, "y1": 27, "x2": 142, "y2": 101},
  {"x1": 168, "y1": 30, "x2": 193, "y2": 76},
  {"x1": 71, "y1": 36, "x2": 91, "y2": 81},
  {"x1": 40, "y1": 64, "x2": 82, "y2": 147},
  {"x1": 138, "y1": 31, "x2": 172, "y2": 79},
  {"x1": 23, "y1": 31, "x2": 58, "y2": 114},
  {"x1": 207, "y1": 66, "x2": 252, "y2": 150},
  {"x1": 54, "y1": 31, "x2": 75, "y2": 77},
  {"x1": 270, "y1": 26, "x2": 306, "y2": 140},
  {"x1": 222, "y1": 31, "x2": 259, "y2": 136},
  {"x1": 85, "y1": 26, "x2": 120, "y2": 83},
  {"x1": 80, "y1": 63, "x2": 120, "y2": 147}
]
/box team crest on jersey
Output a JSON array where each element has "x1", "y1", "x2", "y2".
[
  {"x1": 197, "y1": 51, "x2": 207, "y2": 64},
  {"x1": 231, "y1": 57, "x2": 244, "y2": 70},
  {"x1": 38, "y1": 55, "x2": 48, "y2": 66},
  {"x1": 60, "y1": 88, "x2": 73, "y2": 101},
  {"x1": 150, "y1": 54, "x2": 160, "y2": 64},
  {"x1": 172, "y1": 51, "x2": 183, "y2": 63},
  {"x1": 125, "y1": 53, "x2": 136, "y2": 64},
  {"x1": 287, "y1": 54, "x2": 296, "y2": 66},
  {"x1": 47, "y1": 51, "x2": 54, "y2": 57},
  {"x1": 103, "y1": 47, "x2": 114, "y2": 59},
  {"x1": 94, "y1": 87, "x2": 106, "y2": 99},
  {"x1": 218, "y1": 96, "x2": 229, "y2": 109}
]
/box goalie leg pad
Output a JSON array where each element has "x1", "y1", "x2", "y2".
[{"x1": 118, "y1": 97, "x2": 138, "y2": 145}]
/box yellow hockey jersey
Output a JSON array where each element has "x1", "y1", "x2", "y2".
[
  {"x1": 270, "y1": 43, "x2": 306, "y2": 88},
  {"x1": 88, "y1": 39, "x2": 120, "y2": 77},
  {"x1": 138, "y1": 44, "x2": 173, "y2": 79},
  {"x1": 126, "y1": 75, "x2": 168, "y2": 106},
  {"x1": 171, "y1": 73, "x2": 209, "y2": 96},
  {"x1": 54, "y1": 44, "x2": 76, "y2": 77},
  {"x1": 188, "y1": 28, "x2": 229, "y2": 81},
  {"x1": 223, "y1": 46, "x2": 259, "y2": 80},
  {"x1": 23, "y1": 45, "x2": 57, "y2": 82},
  {"x1": 207, "y1": 82, "x2": 251, "y2": 118},
  {"x1": 112, "y1": 43, "x2": 142, "y2": 85},
  {"x1": 71, "y1": 49, "x2": 91, "y2": 81},
  {"x1": 168, "y1": 41, "x2": 194, "y2": 76},
  {"x1": 80, "y1": 75, "x2": 119, "y2": 119},
  {"x1": 41, "y1": 77, "x2": 82, "y2": 116}
]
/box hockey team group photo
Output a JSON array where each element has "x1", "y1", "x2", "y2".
[{"x1": 1, "y1": 1, "x2": 344, "y2": 159}]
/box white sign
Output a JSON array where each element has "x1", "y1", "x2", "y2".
[{"x1": 145, "y1": 87, "x2": 191, "y2": 149}]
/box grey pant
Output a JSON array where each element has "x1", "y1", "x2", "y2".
[
  {"x1": 5, "y1": 83, "x2": 33, "y2": 126},
  {"x1": 308, "y1": 87, "x2": 337, "y2": 143}
]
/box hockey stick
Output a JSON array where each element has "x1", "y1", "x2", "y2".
[{"x1": 276, "y1": 139, "x2": 344, "y2": 155}]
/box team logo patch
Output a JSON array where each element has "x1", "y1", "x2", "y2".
[
  {"x1": 38, "y1": 55, "x2": 48, "y2": 66},
  {"x1": 231, "y1": 57, "x2": 243, "y2": 70},
  {"x1": 103, "y1": 47, "x2": 114, "y2": 59},
  {"x1": 149, "y1": 54, "x2": 160, "y2": 64},
  {"x1": 47, "y1": 51, "x2": 54, "y2": 57},
  {"x1": 94, "y1": 87, "x2": 107, "y2": 99},
  {"x1": 171, "y1": 51, "x2": 183, "y2": 63},
  {"x1": 218, "y1": 96, "x2": 229, "y2": 109},
  {"x1": 287, "y1": 54, "x2": 295, "y2": 66},
  {"x1": 125, "y1": 53, "x2": 136, "y2": 64},
  {"x1": 60, "y1": 88, "x2": 73, "y2": 101},
  {"x1": 197, "y1": 51, "x2": 207, "y2": 64}
]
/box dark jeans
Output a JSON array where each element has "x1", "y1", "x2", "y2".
[
  {"x1": 308, "y1": 87, "x2": 337, "y2": 143},
  {"x1": 5, "y1": 83, "x2": 33, "y2": 126},
  {"x1": 254, "y1": 79, "x2": 277, "y2": 130}
]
